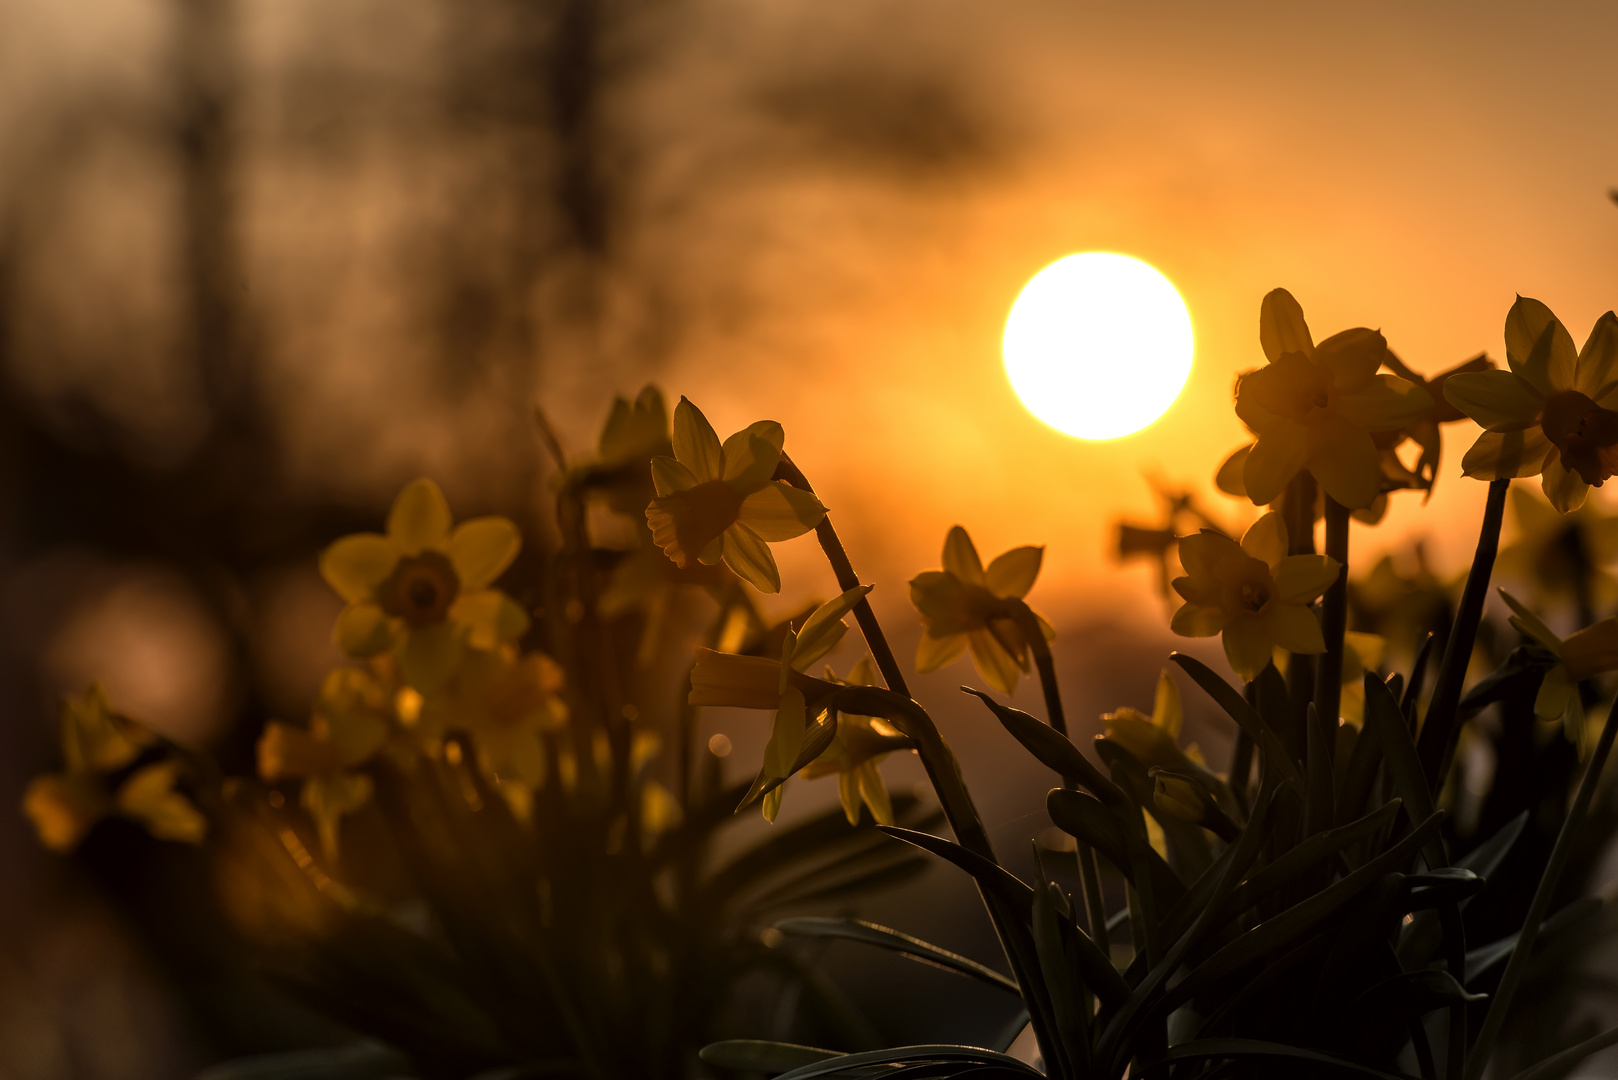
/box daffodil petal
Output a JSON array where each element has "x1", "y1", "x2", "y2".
[
  {"x1": 388, "y1": 479, "x2": 453, "y2": 553},
  {"x1": 967, "y1": 628, "x2": 1022, "y2": 694},
  {"x1": 1577, "y1": 312, "x2": 1618, "y2": 397},
  {"x1": 451, "y1": 589, "x2": 531, "y2": 650},
  {"x1": 1170, "y1": 602, "x2": 1227, "y2": 638},
  {"x1": 1307, "y1": 425, "x2": 1383, "y2": 510},
  {"x1": 672, "y1": 397, "x2": 724, "y2": 480},
  {"x1": 1216, "y1": 445, "x2": 1251, "y2": 497},
  {"x1": 1560, "y1": 617, "x2": 1618, "y2": 680},
  {"x1": 320, "y1": 533, "x2": 401, "y2": 603},
  {"x1": 257, "y1": 721, "x2": 330, "y2": 781},
  {"x1": 1313, "y1": 326, "x2": 1385, "y2": 387},
  {"x1": 333, "y1": 603, "x2": 396, "y2": 657},
  {"x1": 737, "y1": 482, "x2": 827, "y2": 541},
  {"x1": 689, "y1": 648, "x2": 782, "y2": 708},
  {"x1": 1335, "y1": 374, "x2": 1434, "y2": 432},
  {"x1": 857, "y1": 760, "x2": 894, "y2": 826},
  {"x1": 1541, "y1": 451, "x2": 1589, "y2": 513},
  {"x1": 1177, "y1": 529, "x2": 1245, "y2": 583},
  {"x1": 1152, "y1": 669, "x2": 1182, "y2": 738},
  {"x1": 1460, "y1": 428, "x2": 1553, "y2": 479},
  {"x1": 1244, "y1": 424, "x2": 1310, "y2": 505},
  {"x1": 1505, "y1": 297, "x2": 1577, "y2": 396},
  {"x1": 942, "y1": 526, "x2": 986, "y2": 584},
  {"x1": 1274, "y1": 554, "x2": 1340, "y2": 604},
  {"x1": 447, "y1": 517, "x2": 520, "y2": 591},
  {"x1": 400, "y1": 622, "x2": 463, "y2": 693},
  {"x1": 302, "y1": 772, "x2": 373, "y2": 860},
  {"x1": 721, "y1": 523, "x2": 781, "y2": 593},
  {"x1": 794, "y1": 585, "x2": 874, "y2": 670},
  {"x1": 916, "y1": 630, "x2": 969, "y2": 673},
  {"x1": 1240, "y1": 512, "x2": 1287, "y2": 566},
  {"x1": 837, "y1": 768, "x2": 862, "y2": 826},
  {"x1": 1534, "y1": 663, "x2": 1572, "y2": 721},
  {"x1": 23, "y1": 774, "x2": 106, "y2": 853},
  {"x1": 720, "y1": 429, "x2": 783, "y2": 491},
  {"x1": 650, "y1": 455, "x2": 699, "y2": 496},
  {"x1": 985, "y1": 545, "x2": 1044, "y2": 598},
  {"x1": 1259, "y1": 288, "x2": 1314, "y2": 362},
  {"x1": 116, "y1": 760, "x2": 206, "y2": 844},
  {"x1": 1264, "y1": 602, "x2": 1325, "y2": 656},
  {"x1": 1442, "y1": 370, "x2": 1542, "y2": 431},
  {"x1": 1221, "y1": 616, "x2": 1275, "y2": 682},
  {"x1": 909, "y1": 571, "x2": 973, "y2": 630}
]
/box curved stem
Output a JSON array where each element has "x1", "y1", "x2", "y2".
[
  {"x1": 1010, "y1": 600, "x2": 1066, "y2": 738},
  {"x1": 1463, "y1": 692, "x2": 1618, "y2": 1080},
  {"x1": 1418, "y1": 478, "x2": 1508, "y2": 790}
]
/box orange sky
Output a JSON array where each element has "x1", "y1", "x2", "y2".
[{"x1": 535, "y1": 0, "x2": 1618, "y2": 634}]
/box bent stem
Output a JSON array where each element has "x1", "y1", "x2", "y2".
[
  {"x1": 1463, "y1": 694, "x2": 1618, "y2": 1080},
  {"x1": 1418, "y1": 478, "x2": 1509, "y2": 789},
  {"x1": 1010, "y1": 600, "x2": 1067, "y2": 738}
]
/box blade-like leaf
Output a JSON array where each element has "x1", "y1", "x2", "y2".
[
  {"x1": 963, "y1": 688, "x2": 1125, "y2": 806},
  {"x1": 1136, "y1": 1038, "x2": 1412, "y2": 1079},
  {"x1": 1455, "y1": 812, "x2": 1527, "y2": 887},
  {"x1": 1216, "y1": 798, "x2": 1401, "y2": 925},
  {"x1": 1171, "y1": 653, "x2": 1304, "y2": 789},
  {"x1": 1509, "y1": 1022, "x2": 1618, "y2": 1080},
  {"x1": 699, "y1": 1041, "x2": 840, "y2": 1074},
  {"x1": 771, "y1": 1045, "x2": 1043, "y2": 1080},
  {"x1": 1464, "y1": 896, "x2": 1603, "y2": 983},
  {"x1": 1362, "y1": 671, "x2": 1444, "y2": 865},
  {"x1": 878, "y1": 827, "x2": 1035, "y2": 919},
  {"x1": 1345, "y1": 968, "x2": 1486, "y2": 1024},
  {"x1": 773, "y1": 917, "x2": 1018, "y2": 994}
]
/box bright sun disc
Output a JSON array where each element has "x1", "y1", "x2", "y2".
[{"x1": 1003, "y1": 252, "x2": 1193, "y2": 440}]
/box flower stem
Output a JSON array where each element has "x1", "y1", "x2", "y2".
[
  {"x1": 1012, "y1": 600, "x2": 1067, "y2": 738},
  {"x1": 1417, "y1": 478, "x2": 1508, "y2": 790},
  {"x1": 1315, "y1": 496, "x2": 1351, "y2": 738},
  {"x1": 1462, "y1": 693, "x2": 1618, "y2": 1080}
]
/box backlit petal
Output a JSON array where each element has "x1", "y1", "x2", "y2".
[
  {"x1": 1313, "y1": 327, "x2": 1385, "y2": 388},
  {"x1": 942, "y1": 526, "x2": 986, "y2": 584},
  {"x1": 1244, "y1": 424, "x2": 1310, "y2": 505},
  {"x1": 1240, "y1": 512, "x2": 1287, "y2": 567},
  {"x1": 451, "y1": 589, "x2": 531, "y2": 650},
  {"x1": 1334, "y1": 375, "x2": 1434, "y2": 432},
  {"x1": 720, "y1": 428, "x2": 783, "y2": 491},
  {"x1": 793, "y1": 585, "x2": 874, "y2": 670},
  {"x1": 1259, "y1": 288, "x2": 1314, "y2": 362},
  {"x1": 1170, "y1": 602, "x2": 1227, "y2": 638},
  {"x1": 333, "y1": 603, "x2": 396, "y2": 657},
  {"x1": 689, "y1": 648, "x2": 782, "y2": 708},
  {"x1": 320, "y1": 534, "x2": 402, "y2": 603},
  {"x1": 23, "y1": 774, "x2": 107, "y2": 853},
  {"x1": 650, "y1": 455, "x2": 699, "y2": 496},
  {"x1": 1442, "y1": 370, "x2": 1543, "y2": 431},
  {"x1": 1577, "y1": 312, "x2": 1618, "y2": 397},
  {"x1": 915, "y1": 630, "x2": 969, "y2": 672},
  {"x1": 447, "y1": 517, "x2": 521, "y2": 591},
  {"x1": 1460, "y1": 428, "x2": 1553, "y2": 479},
  {"x1": 857, "y1": 760, "x2": 895, "y2": 826},
  {"x1": 910, "y1": 570, "x2": 974, "y2": 630},
  {"x1": 1274, "y1": 554, "x2": 1341, "y2": 604},
  {"x1": 1307, "y1": 424, "x2": 1383, "y2": 510},
  {"x1": 672, "y1": 397, "x2": 724, "y2": 481},
  {"x1": 1176, "y1": 530, "x2": 1245, "y2": 585},
  {"x1": 388, "y1": 479, "x2": 453, "y2": 553},
  {"x1": 1264, "y1": 602, "x2": 1326, "y2": 656},
  {"x1": 1221, "y1": 616, "x2": 1275, "y2": 682},
  {"x1": 967, "y1": 628, "x2": 1023, "y2": 694},
  {"x1": 985, "y1": 545, "x2": 1044, "y2": 598},
  {"x1": 116, "y1": 760, "x2": 206, "y2": 845},
  {"x1": 1151, "y1": 669, "x2": 1182, "y2": 737},
  {"x1": 400, "y1": 622, "x2": 463, "y2": 693},
  {"x1": 1216, "y1": 445, "x2": 1251, "y2": 497},
  {"x1": 1559, "y1": 617, "x2": 1618, "y2": 680},
  {"x1": 1541, "y1": 452, "x2": 1589, "y2": 513},
  {"x1": 1534, "y1": 663, "x2": 1571, "y2": 721},
  {"x1": 1505, "y1": 297, "x2": 1577, "y2": 395},
  {"x1": 737, "y1": 482, "x2": 827, "y2": 540},
  {"x1": 721, "y1": 524, "x2": 781, "y2": 593}
]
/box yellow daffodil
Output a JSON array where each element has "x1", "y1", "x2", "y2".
[
  {"x1": 1234, "y1": 289, "x2": 1433, "y2": 510},
  {"x1": 427, "y1": 647, "x2": 569, "y2": 798},
  {"x1": 645, "y1": 397, "x2": 827, "y2": 593},
  {"x1": 689, "y1": 586, "x2": 871, "y2": 820},
  {"x1": 1499, "y1": 590, "x2": 1618, "y2": 760},
  {"x1": 259, "y1": 666, "x2": 393, "y2": 859},
  {"x1": 801, "y1": 657, "x2": 910, "y2": 826},
  {"x1": 24, "y1": 685, "x2": 205, "y2": 853},
  {"x1": 1102, "y1": 669, "x2": 1211, "y2": 781},
  {"x1": 910, "y1": 526, "x2": 1054, "y2": 695},
  {"x1": 1170, "y1": 512, "x2": 1341, "y2": 681},
  {"x1": 1444, "y1": 297, "x2": 1618, "y2": 512},
  {"x1": 320, "y1": 478, "x2": 529, "y2": 693}
]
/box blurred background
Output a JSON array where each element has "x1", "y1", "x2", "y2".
[{"x1": 1, "y1": 0, "x2": 1617, "y2": 1075}]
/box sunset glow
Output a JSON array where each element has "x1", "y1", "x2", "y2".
[{"x1": 1002, "y1": 252, "x2": 1194, "y2": 440}]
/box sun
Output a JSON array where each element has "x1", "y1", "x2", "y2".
[{"x1": 1003, "y1": 252, "x2": 1194, "y2": 440}]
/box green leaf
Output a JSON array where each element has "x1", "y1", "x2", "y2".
[
  {"x1": 1345, "y1": 968, "x2": 1486, "y2": 1024},
  {"x1": 1216, "y1": 798, "x2": 1401, "y2": 926},
  {"x1": 736, "y1": 714, "x2": 839, "y2": 812},
  {"x1": 877, "y1": 826, "x2": 1035, "y2": 920},
  {"x1": 1046, "y1": 789, "x2": 1184, "y2": 908},
  {"x1": 1464, "y1": 896, "x2": 1603, "y2": 984},
  {"x1": 771, "y1": 1044, "x2": 1043, "y2": 1080},
  {"x1": 772, "y1": 917, "x2": 1019, "y2": 994},
  {"x1": 1031, "y1": 872, "x2": 1089, "y2": 1076},
  {"x1": 1362, "y1": 670, "x2": 1444, "y2": 866},
  {"x1": 1171, "y1": 653, "x2": 1304, "y2": 790},
  {"x1": 963, "y1": 688, "x2": 1126, "y2": 806},
  {"x1": 1136, "y1": 1038, "x2": 1412, "y2": 1079},
  {"x1": 1508, "y1": 1022, "x2": 1618, "y2": 1080},
  {"x1": 699, "y1": 1040, "x2": 840, "y2": 1074},
  {"x1": 1406, "y1": 868, "x2": 1485, "y2": 909},
  {"x1": 1455, "y1": 811, "x2": 1527, "y2": 887}
]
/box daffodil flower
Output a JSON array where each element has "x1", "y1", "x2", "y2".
[
  {"x1": 645, "y1": 397, "x2": 827, "y2": 593},
  {"x1": 909, "y1": 526, "x2": 1054, "y2": 695},
  {"x1": 801, "y1": 656, "x2": 910, "y2": 826},
  {"x1": 1234, "y1": 289, "x2": 1433, "y2": 510},
  {"x1": 688, "y1": 585, "x2": 872, "y2": 820},
  {"x1": 1499, "y1": 589, "x2": 1618, "y2": 760},
  {"x1": 1170, "y1": 512, "x2": 1341, "y2": 681},
  {"x1": 1102, "y1": 669, "x2": 1214, "y2": 782},
  {"x1": 1444, "y1": 297, "x2": 1618, "y2": 512},
  {"x1": 426, "y1": 647, "x2": 570, "y2": 800},
  {"x1": 320, "y1": 478, "x2": 530, "y2": 693},
  {"x1": 259, "y1": 667, "x2": 393, "y2": 859},
  {"x1": 24, "y1": 685, "x2": 205, "y2": 853}
]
